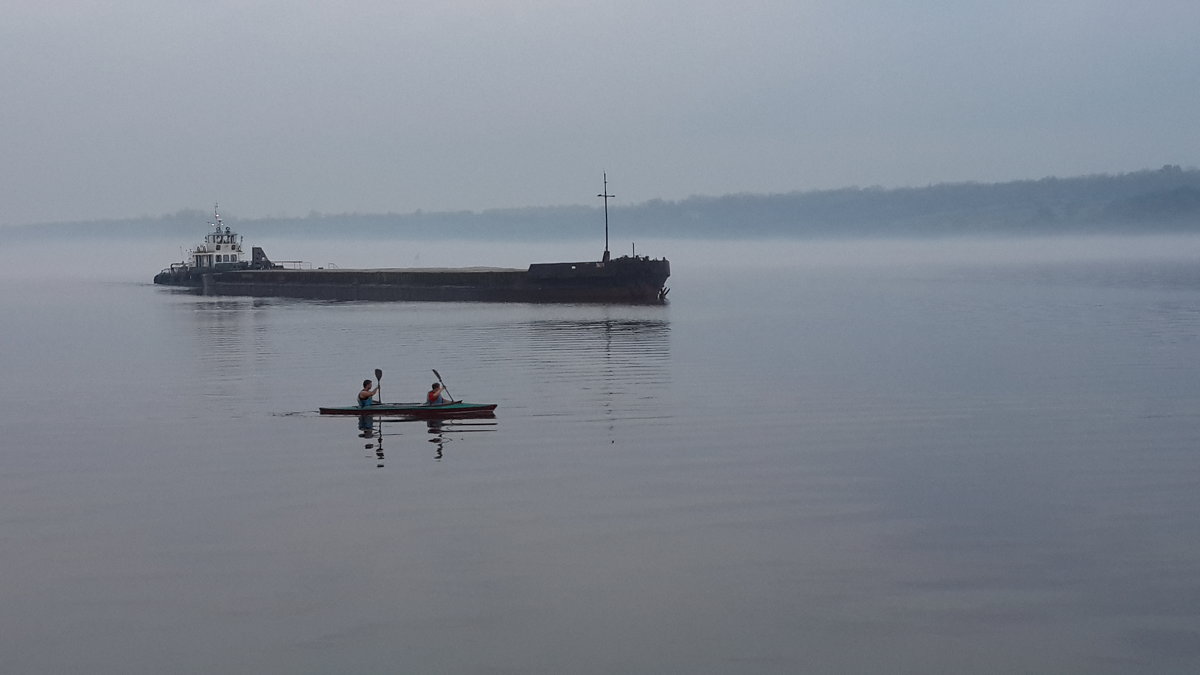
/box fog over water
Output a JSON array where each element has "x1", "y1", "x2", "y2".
[
  {"x1": 3, "y1": 234, "x2": 1200, "y2": 673},
  {"x1": 8, "y1": 232, "x2": 1200, "y2": 280}
]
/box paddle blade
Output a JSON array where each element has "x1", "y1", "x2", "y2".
[
  {"x1": 432, "y1": 369, "x2": 452, "y2": 401},
  {"x1": 375, "y1": 368, "x2": 383, "y2": 381}
]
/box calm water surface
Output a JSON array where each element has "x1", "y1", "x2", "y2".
[{"x1": 2, "y1": 238, "x2": 1200, "y2": 673}]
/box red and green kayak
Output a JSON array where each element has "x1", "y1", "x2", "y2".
[{"x1": 319, "y1": 401, "x2": 497, "y2": 417}]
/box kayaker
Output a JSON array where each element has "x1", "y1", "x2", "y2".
[
  {"x1": 358, "y1": 379, "x2": 379, "y2": 407},
  {"x1": 426, "y1": 382, "x2": 454, "y2": 405}
]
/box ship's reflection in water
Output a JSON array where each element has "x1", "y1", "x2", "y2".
[
  {"x1": 352, "y1": 413, "x2": 498, "y2": 467},
  {"x1": 465, "y1": 316, "x2": 671, "y2": 425},
  {"x1": 175, "y1": 297, "x2": 279, "y2": 411}
]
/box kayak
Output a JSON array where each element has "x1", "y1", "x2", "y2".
[{"x1": 319, "y1": 401, "x2": 498, "y2": 417}]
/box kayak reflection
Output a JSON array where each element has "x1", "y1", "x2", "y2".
[{"x1": 349, "y1": 413, "x2": 497, "y2": 466}]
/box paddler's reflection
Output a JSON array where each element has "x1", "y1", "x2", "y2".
[
  {"x1": 344, "y1": 413, "x2": 496, "y2": 465},
  {"x1": 358, "y1": 416, "x2": 384, "y2": 467},
  {"x1": 427, "y1": 419, "x2": 445, "y2": 460}
]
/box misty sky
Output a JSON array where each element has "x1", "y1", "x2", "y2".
[{"x1": 3, "y1": 1, "x2": 1199, "y2": 227}]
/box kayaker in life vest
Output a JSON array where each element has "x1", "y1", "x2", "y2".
[
  {"x1": 426, "y1": 382, "x2": 453, "y2": 405},
  {"x1": 358, "y1": 379, "x2": 379, "y2": 407}
]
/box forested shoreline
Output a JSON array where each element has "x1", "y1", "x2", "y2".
[{"x1": 12, "y1": 165, "x2": 1200, "y2": 241}]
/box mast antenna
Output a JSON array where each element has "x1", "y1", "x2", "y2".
[{"x1": 597, "y1": 172, "x2": 614, "y2": 262}]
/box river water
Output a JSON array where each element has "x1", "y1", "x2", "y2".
[{"x1": 2, "y1": 236, "x2": 1200, "y2": 673}]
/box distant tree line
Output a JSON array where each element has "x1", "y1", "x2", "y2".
[{"x1": 12, "y1": 165, "x2": 1200, "y2": 241}]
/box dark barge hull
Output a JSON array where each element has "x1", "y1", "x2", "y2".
[{"x1": 154, "y1": 257, "x2": 670, "y2": 304}]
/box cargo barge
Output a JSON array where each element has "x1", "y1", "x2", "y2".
[{"x1": 153, "y1": 181, "x2": 670, "y2": 303}]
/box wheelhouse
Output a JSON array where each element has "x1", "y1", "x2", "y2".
[{"x1": 188, "y1": 205, "x2": 244, "y2": 269}]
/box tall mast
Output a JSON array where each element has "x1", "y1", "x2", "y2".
[{"x1": 597, "y1": 172, "x2": 614, "y2": 262}]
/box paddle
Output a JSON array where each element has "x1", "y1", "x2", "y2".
[
  {"x1": 432, "y1": 368, "x2": 454, "y2": 403},
  {"x1": 374, "y1": 368, "x2": 383, "y2": 404}
]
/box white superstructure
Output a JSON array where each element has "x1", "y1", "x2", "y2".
[{"x1": 186, "y1": 204, "x2": 244, "y2": 269}]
